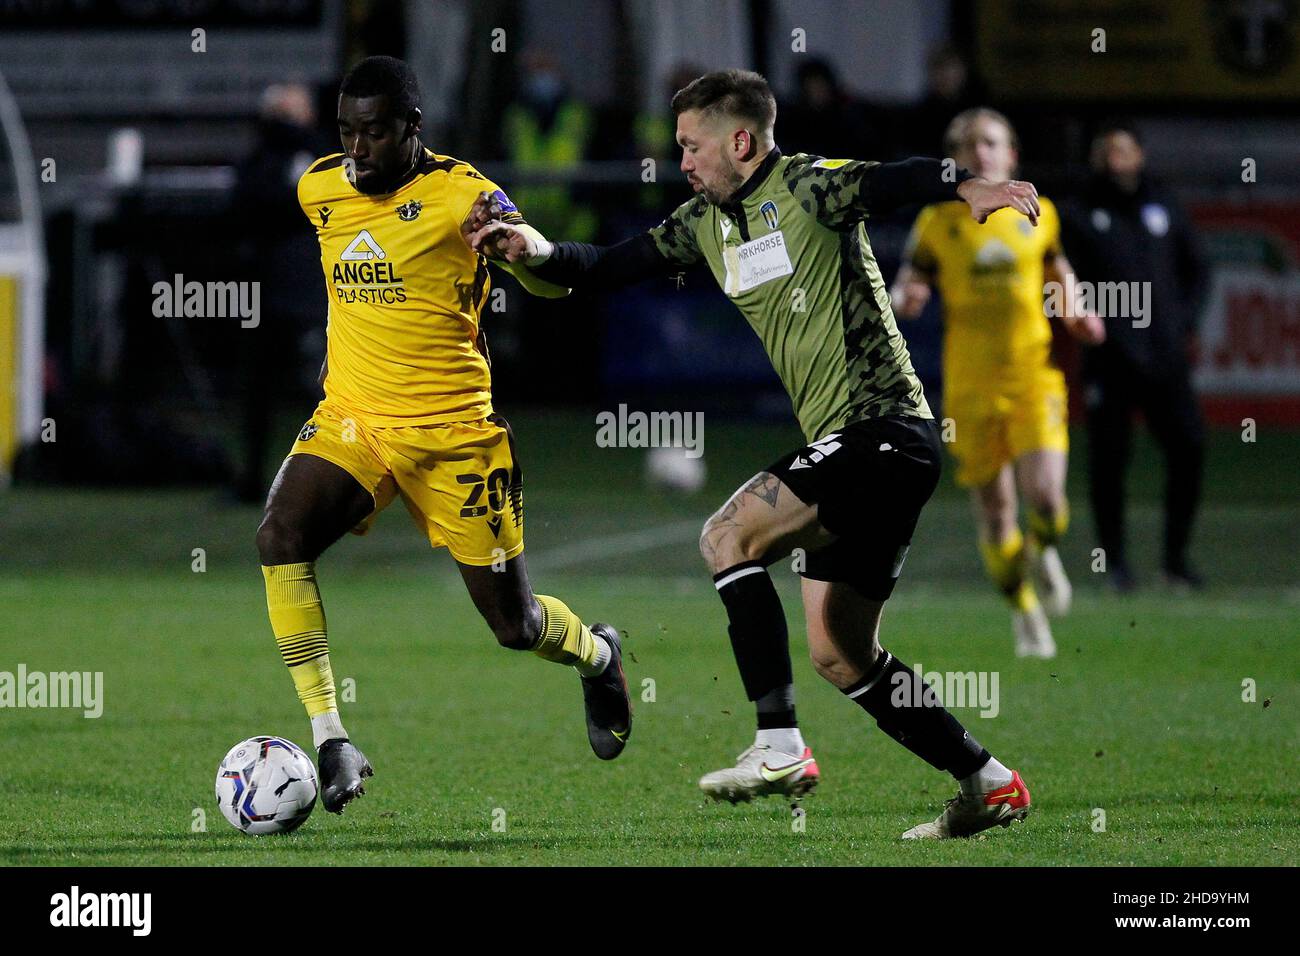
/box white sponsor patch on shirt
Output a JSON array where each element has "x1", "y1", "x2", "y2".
[{"x1": 723, "y1": 230, "x2": 794, "y2": 296}]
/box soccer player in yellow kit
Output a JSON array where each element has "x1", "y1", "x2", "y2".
[
  {"x1": 255, "y1": 57, "x2": 631, "y2": 814},
  {"x1": 893, "y1": 109, "x2": 1103, "y2": 658}
]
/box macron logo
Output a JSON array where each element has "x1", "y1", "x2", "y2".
[{"x1": 50, "y1": 886, "x2": 151, "y2": 937}]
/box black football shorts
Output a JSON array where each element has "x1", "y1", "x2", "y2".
[{"x1": 766, "y1": 415, "x2": 942, "y2": 600}]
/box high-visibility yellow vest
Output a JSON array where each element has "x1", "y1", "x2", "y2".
[{"x1": 503, "y1": 100, "x2": 597, "y2": 242}]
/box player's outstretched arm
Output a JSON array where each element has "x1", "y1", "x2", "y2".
[
  {"x1": 464, "y1": 191, "x2": 698, "y2": 294},
  {"x1": 462, "y1": 190, "x2": 544, "y2": 262},
  {"x1": 459, "y1": 192, "x2": 571, "y2": 298},
  {"x1": 957, "y1": 176, "x2": 1041, "y2": 226},
  {"x1": 789, "y1": 156, "x2": 1038, "y2": 229}
]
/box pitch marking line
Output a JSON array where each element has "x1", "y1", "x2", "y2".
[{"x1": 530, "y1": 518, "x2": 702, "y2": 571}]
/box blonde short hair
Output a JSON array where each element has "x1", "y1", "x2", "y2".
[{"x1": 943, "y1": 107, "x2": 1019, "y2": 158}]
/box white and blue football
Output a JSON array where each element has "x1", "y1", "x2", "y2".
[{"x1": 215, "y1": 736, "x2": 318, "y2": 835}]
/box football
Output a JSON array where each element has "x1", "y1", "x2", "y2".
[
  {"x1": 215, "y1": 736, "x2": 318, "y2": 835},
  {"x1": 644, "y1": 446, "x2": 708, "y2": 495}
]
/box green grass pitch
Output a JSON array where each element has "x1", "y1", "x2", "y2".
[{"x1": 0, "y1": 411, "x2": 1295, "y2": 865}]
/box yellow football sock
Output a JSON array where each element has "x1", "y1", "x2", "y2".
[
  {"x1": 1010, "y1": 580, "x2": 1040, "y2": 613},
  {"x1": 263, "y1": 562, "x2": 336, "y2": 718},
  {"x1": 979, "y1": 530, "x2": 1039, "y2": 612},
  {"x1": 1027, "y1": 502, "x2": 1069, "y2": 548},
  {"x1": 532, "y1": 594, "x2": 598, "y2": 667}
]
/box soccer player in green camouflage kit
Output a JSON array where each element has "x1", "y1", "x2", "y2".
[{"x1": 468, "y1": 70, "x2": 1039, "y2": 839}]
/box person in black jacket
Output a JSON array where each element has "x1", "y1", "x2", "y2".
[
  {"x1": 1059, "y1": 121, "x2": 1208, "y2": 592},
  {"x1": 231, "y1": 84, "x2": 328, "y2": 503}
]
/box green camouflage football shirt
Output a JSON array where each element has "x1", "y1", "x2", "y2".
[{"x1": 647, "y1": 150, "x2": 932, "y2": 442}]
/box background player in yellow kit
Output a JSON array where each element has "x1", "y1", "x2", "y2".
[
  {"x1": 892, "y1": 108, "x2": 1104, "y2": 658},
  {"x1": 255, "y1": 57, "x2": 631, "y2": 814}
]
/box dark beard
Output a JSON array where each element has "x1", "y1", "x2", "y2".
[
  {"x1": 701, "y1": 162, "x2": 746, "y2": 205},
  {"x1": 351, "y1": 143, "x2": 422, "y2": 195},
  {"x1": 352, "y1": 175, "x2": 388, "y2": 196}
]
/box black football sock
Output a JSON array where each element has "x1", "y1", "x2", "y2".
[
  {"x1": 755, "y1": 684, "x2": 797, "y2": 730},
  {"x1": 841, "y1": 649, "x2": 989, "y2": 780},
  {"x1": 713, "y1": 561, "x2": 795, "y2": 728}
]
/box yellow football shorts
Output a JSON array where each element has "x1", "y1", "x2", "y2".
[
  {"x1": 288, "y1": 401, "x2": 524, "y2": 566},
  {"x1": 944, "y1": 365, "x2": 1069, "y2": 488}
]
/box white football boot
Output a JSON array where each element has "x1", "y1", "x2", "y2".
[
  {"x1": 699, "y1": 744, "x2": 820, "y2": 803},
  {"x1": 1033, "y1": 544, "x2": 1073, "y2": 617},
  {"x1": 901, "y1": 769, "x2": 1032, "y2": 839},
  {"x1": 1012, "y1": 603, "x2": 1056, "y2": 658}
]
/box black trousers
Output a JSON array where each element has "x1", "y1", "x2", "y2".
[{"x1": 1085, "y1": 358, "x2": 1204, "y2": 572}]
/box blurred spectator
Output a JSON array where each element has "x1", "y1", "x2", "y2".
[
  {"x1": 230, "y1": 83, "x2": 327, "y2": 503},
  {"x1": 1059, "y1": 121, "x2": 1209, "y2": 592},
  {"x1": 504, "y1": 50, "x2": 597, "y2": 242},
  {"x1": 627, "y1": 63, "x2": 704, "y2": 224},
  {"x1": 495, "y1": 52, "x2": 598, "y2": 402},
  {"x1": 895, "y1": 43, "x2": 986, "y2": 159},
  {"x1": 635, "y1": 63, "x2": 705, "y2": 163},
  {"x1": 780, "y1": 57, "x2": 887, "y2": 159}
]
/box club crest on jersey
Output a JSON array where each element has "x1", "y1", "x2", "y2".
[
  {"x1": 760, "y1": 199, "x2": 779, "y2": 230},
  {"x1": 340, "y1": 229, "x2": 386, "y2": 261},
  {"x1": 298, "y1": 422, "x2": 318, "y2": 441},
  {"x1": 396, "y1": 200, "x2": 422, "y2": 222}
]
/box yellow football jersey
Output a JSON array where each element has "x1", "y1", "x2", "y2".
[
  {"x1": 905, "y1": 197, "x2": 1063, "y2": 395},
  {"x1": 297, "y1": 149, "x2": 523, "y2": 426}
]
